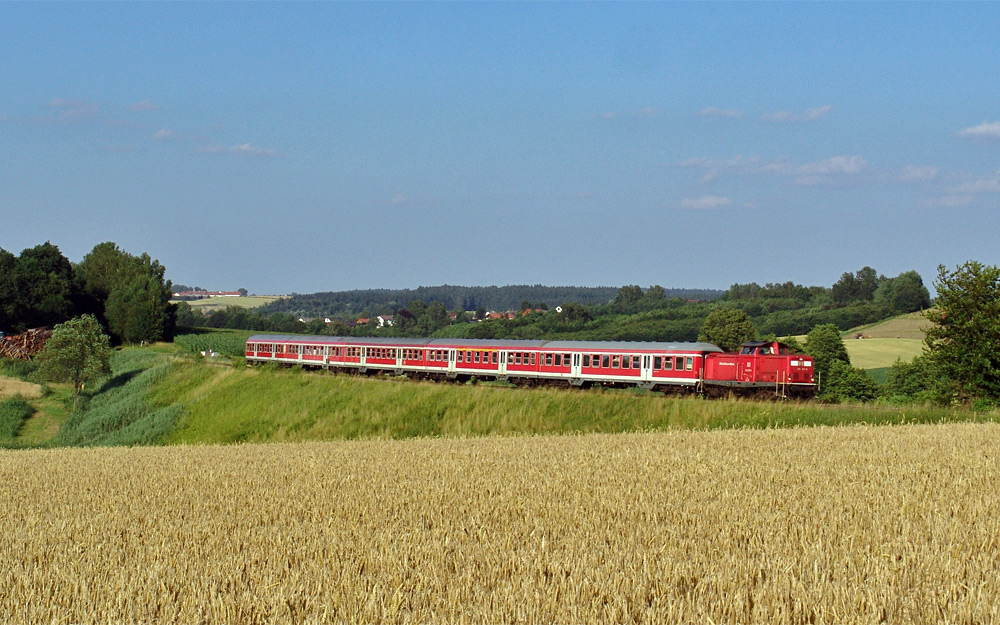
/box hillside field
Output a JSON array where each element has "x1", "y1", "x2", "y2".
[
  {"x1": 173, "y1": 295, "x2": 285, "y2": 313},
  {"x1": 2, "y1": 424, "x2": 998, "y2": 623}
]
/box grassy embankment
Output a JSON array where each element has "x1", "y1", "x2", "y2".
[{"x1": 2, "y1": 314, "x2": 983, "y2": 449}]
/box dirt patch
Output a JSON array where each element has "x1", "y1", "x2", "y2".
[{"x1": 0, "y1": 376, "x2": 43, "y2": 399}]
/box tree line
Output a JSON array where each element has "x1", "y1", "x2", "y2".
[
  {"x1": 257, "y1": 284, "x2": 723, "y2": 318},
  {"x1": 0, "y1": 241, "x2": 174, "y2": 345}
]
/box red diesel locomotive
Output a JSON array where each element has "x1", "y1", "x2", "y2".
[{"x1": 245, "y1": 335, "x2": 816, "y2": 399}]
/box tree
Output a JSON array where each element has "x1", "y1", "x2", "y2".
[
  {"x1": 612, "y1": 285, "x2": 643, "y2": 309},
  {"x1": 804, "y1": 324, "x2": 850, "y2": 377},
  {"x1": 883, "y1": 355, "x2": 949, "y2": 405},
  {"x1": 873, "y1": 270, "x2": 931, "y2": 314},
  {"x1": 76, "y1": 242, "x2": 174, "y2": 343},
  {"x1": 0, "y1": 248, "x2": 17, "y2": 333},
  {"x1": 821, "y1": 360, "x2": 880, "y2": 403},
  {"x1": 924, "y1": 261, "x2": 1000, "y2": 404},
  {"x1": 105, "y1": 276, "x2": 169, "y2": 344},
  {"x1": 9, "y1": 242, "x2": 78, "y2": 331},
  {"x1": 698, "y1": 307, "x2": 756, "y2": 352},
  {"x1": 37, "y1": 315, "x2": 112, "y2": 394},
  {"x1": 832, "y1": 266, "x2": 882, "y2": 306}
]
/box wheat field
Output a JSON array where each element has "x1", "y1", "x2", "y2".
[{"x1": 2, "y1": 424, "x2": 998, "y2": 624}]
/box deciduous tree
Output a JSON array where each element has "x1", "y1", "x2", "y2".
[
  {"x1": 37, "y1": 315, "x2": 112, "y2": 394},
  {"x1": 698, "y1": 308, "x2": 756, "y2": 352},
  {"x1": 924, "y1": 261, "x2": 1000, "y2": 404}
]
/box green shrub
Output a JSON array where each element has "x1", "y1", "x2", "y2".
[{"x1": 0, "y1": 397, "x2": 34, "y2": 442}]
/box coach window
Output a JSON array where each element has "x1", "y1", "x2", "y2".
[
  {"x1": 553, "y1": 354, "x2": 561, "y2": 367},
  {"x1": 654, "y1": 356, "x2": 662, "y2": 370},
  {"x1": 564, "y1": 354, "x2": 571, "y2": 367},
  {"x1": 633, "y1": 356, "x2": 641, "y2": 369},
  {"x1": 491, "y1": 352, "x2": 498, "y2": 364},
  {"x1": 472, "y1": 352, "x2": 478, "y2": 364},
  {"x1": 582, "y1": 354, "x2": 590, "y2": 367},
  {"x1": 600, "y1": 355, "x2": 609, "y2": 368},
  {"x1": 621, "y1": 356, "x2": 629, "y2": 369},
  {"x1": 686, "y1": 357, "x2": 694, "y2": 371},
  {"x1": 612, "y1": 355, "x2": 620, "y2": 368},
  {"x1": 544, "y1": 354, "x2": 552, "y2": 366}
]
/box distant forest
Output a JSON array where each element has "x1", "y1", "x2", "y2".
[{"x1": 259, "y1": 285, "x2": 724, "y2": 318}]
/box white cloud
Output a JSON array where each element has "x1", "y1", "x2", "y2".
[
  {"x1": 601, "y1": 107, "x2": 660, "y2": 120},
  {"x1": 671, "y1": 153, "x2": 869, "y2": 187},
  {"x1": 391, "y1": 193, "x2": 410, "y2": 204},
  {"x1": 899, "y1": 165, "x2": 938, "y2": 182},
  {"x1": 46, "y1": 98, "x2": 99, "y2": 122},
  {"x1": 128, "y1": 100, "x2": 160, "y2": 112},
  {"x1": 761, "y1": 105, "x2": 834, "y2": 122},
  {"x1": 798, "y1": 155, "x2": 868, "y2": 175},
  {"x1": 760, "y1": 110, "x2": 793, "y2": 122},
  {"x1": 697, "y1": 107, "x2": 741, "y2": 118},
  {"x1": 952, "y1": 170, "x2": 1000, "y2": 194},
  {"x1": 957, "y1": 121, "x2": 1000, "y2": 140},
  {"x1": 679, "y1": 195, "x2": 732, "y2": 209},
  {"x1": 802, "y1": 105, "x2": 834, "y2": 120},
  {"x1": 152, "y1": 129, "x2": 176, "y2": 140},
  {"x1": 924, "y1": 195, "x2": 974, "y2": 208},
  {"x1": 199, "y1": 143, "x2": 279, "y2": 157},
  {"x1": 698, "y1": 170, "x2": 719, "y2": 185}
]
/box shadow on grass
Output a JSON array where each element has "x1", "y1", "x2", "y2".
[{"x1": 96, "y1": 370, "x2": 142, "y2": 394}]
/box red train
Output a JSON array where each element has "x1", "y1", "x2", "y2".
[{"x1": 246, "y1": 335, "x2": 816, "y2": 399}]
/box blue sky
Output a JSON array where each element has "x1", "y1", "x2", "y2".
[{"x1": 2, "y1": 2, "x2": 999, "y2": 295}]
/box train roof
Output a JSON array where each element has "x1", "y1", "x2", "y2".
[{"x1": 247, "y1": 334, "x2": 723, "y2": 353}]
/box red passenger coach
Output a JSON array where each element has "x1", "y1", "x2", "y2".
[{"x1": 246, "y1": 335, "x2": 816, "y2": 399}]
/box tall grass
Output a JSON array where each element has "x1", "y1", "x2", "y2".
[
  {"x1": 0, "y1": 398, "x2": 34, "y2": 444},
  {"x1": 162, "y1": 363, "x2": 990, "y2": 445},
  {"x1": 53, "y1": 349, "x2": 182, "y2": 447}
]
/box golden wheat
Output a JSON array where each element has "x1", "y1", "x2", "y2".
[{"x1": 2, "y1": 424, "x2": 999, "y2": 624}]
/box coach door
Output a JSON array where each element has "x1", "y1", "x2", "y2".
[
  {"x1": 447, "y1": 349, "x2": 457, "y2": 373},
  {"x1": 571, "y1": 353, "x2": 582, "y2": 378},
  {"x1": 499, "y1": 351, "x2": 507, "y2": 376},
  {"x1": 641, "y1": 355, "x2": 653, "y2": 383}
]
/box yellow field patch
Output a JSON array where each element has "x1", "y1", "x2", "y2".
[
  {"x1": 2, "y1": 425, "x2": 998, "y2": 623},
  {"x1": 844, "y1": 337, "x2": 924, "y2": 369},
  {"x1": 0, "y1": 375, "x2": 42, "y2": 399}
]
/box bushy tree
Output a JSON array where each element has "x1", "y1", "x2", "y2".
[
  {"x1": 883, "y1": 355, "x2": 950, "y2": 405},
  {"x1": 698, "y1": 307, "x2": 756, "y2": 352},
  {"x1": 77, "y1": 242, "x2": 174, "y2": 344},
  {"x1": 4, "y1": 242, "x2": 78, "y2": 331},
  {"x1": 37, "y1": 315, "x2": 112, "y2": 394},
  {"x1": 874, "y1": 270, "x2": 931, "y2": 314},
  {"x1": 105, "y1": 276, "x2": 168, "y2": 344},
  {"x1": 924, "y1": 261, "x2": 1000, "y2": 404},
  {"x1": 832, "y1": 266, "x2": 882, "y2": 306},
  {"x1": 611, "y1": 285, "x2": 643, "y2": 311},
  {"x1": 0, "y1": 248, "x2": 17, "y2": 333},
  {"x1": 805, "y1": 324, "x2": 850, "y2": 376},
  {"x1": 821, "y1": 360, "x2": 880, "y2": 403}
]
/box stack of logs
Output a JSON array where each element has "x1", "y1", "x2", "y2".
[{"x1": 0, "y1": 328, "x2": 52, "y2": 361}]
